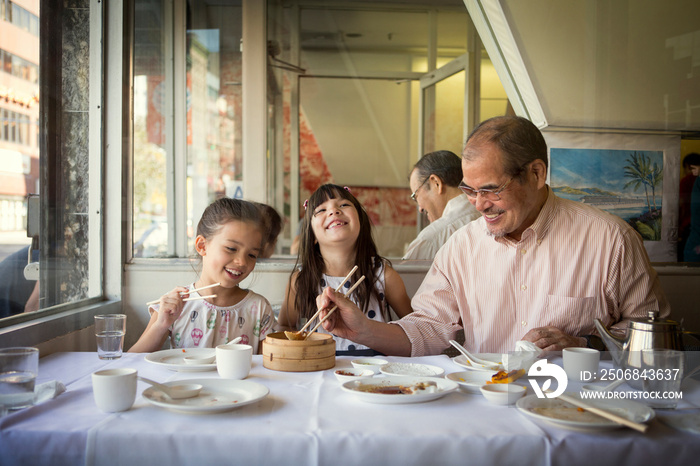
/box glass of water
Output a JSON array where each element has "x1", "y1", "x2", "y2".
[
  {"x1": 0, "y1": 347, "x2": 39, "y2": 412},
  {"x1": 641, "y1": 349, "x2": 684, "y2": 409},
  {"x1": 95, "y1": 314, "x2": 127, "y2": 360}
]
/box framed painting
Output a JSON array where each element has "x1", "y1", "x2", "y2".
[{"x1": 543, "y1": 132, "x2": 680, "y2": 262}]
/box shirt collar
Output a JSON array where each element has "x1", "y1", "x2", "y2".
[
  {"x1": 443, "y1": 193, "x2": 470, "y2": 217},
  {"x1": 527, "y1": 185, "x2": 556, "y2": 241},
  {"x1": 493, "y1": 185, "x2": 555, "y2": 245}
]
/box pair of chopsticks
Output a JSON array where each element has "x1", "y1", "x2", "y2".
[
  {"x1": 146, "y1": 282, "x2": 220, "y2": 306},
  {"x1": 554, "y1": 392, "x2": 648, "y2": 433},
  {"x1": 304, "y1": 275, "x2": 366, "y2": 339},
  {"x1": 296, "y1": 266, "x2": 358, "y2": 335}
]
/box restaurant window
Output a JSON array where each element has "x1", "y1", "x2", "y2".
[
  {"x1": 0, "y1": 0, "x2": 108, "y2": 327},
  {"x1": 130, "y1": 0, "x2": 509, "y2": 260},
  {"x1": 132, "y1": 0, "x2": 243, "y2": 259},
  {"x1": 266, "y1": 0, "x2": 508, "y2": 257}
]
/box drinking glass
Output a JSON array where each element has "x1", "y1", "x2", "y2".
[
  {"x1": 94, "y1": 314, "x2": 127, "y2": 359},
  {"x1": 0, "y1": 347, "x2": 39, "y2": 412},
  {"x1": 641, "y1": 349, "x2": 684, "y2": 409}
]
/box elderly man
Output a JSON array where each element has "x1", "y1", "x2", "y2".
[
  {"x1": 403, "y1": 150, "x2": 480, "y2": 260},
  {"x1": 317, "y1": 116, "x2": 669, "y2": 355}
]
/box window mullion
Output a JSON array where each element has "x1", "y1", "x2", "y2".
[{"x1": 88, "y1": 0, "x2": 103, "y2": 297}]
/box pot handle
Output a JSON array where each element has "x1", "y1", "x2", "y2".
[{"x1": 682, "y1": 331, "x2": 700, "y2": 351}]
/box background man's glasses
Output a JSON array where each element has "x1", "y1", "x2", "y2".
[{"x1": 410, "y1": 177, "x2": 430, "y2": 202}]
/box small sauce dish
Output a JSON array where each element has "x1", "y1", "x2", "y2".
[
  {"x1": 351, "y1": 358, "x2": 389, "y2": 374},
  {"x1": 334, "y1": 368, "x2": 375, "y2": 382},
  {"x1": 446, "y1": 371, "x2": 495, "y2": 394},
  {"x1": 183, "y1": 354, "x2": 216, "y2": 365},
  {"x1": 480, "y1": 384, "x2": 527, "y2": 405}
]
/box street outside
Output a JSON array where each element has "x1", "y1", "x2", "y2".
[{"x1": 0, "y1": 230, "x2": 33, "y2": 263}]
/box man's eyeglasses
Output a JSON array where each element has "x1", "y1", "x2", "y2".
[
  {"x1": 410, "y1": 176, "x2": 430, "y2": 202},
  {"x1": 459, "y1": 176, "x2": 514, "y2": 201}
]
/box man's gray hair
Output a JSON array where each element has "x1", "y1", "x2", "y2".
[{"x1": 464, "y1": 116, "x2": 548, "y2": 179}]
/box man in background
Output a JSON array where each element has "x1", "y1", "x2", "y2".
[
  {"x1": 403, "y1": 150, "x2": 480, "y2": 260},
  {"x1": 679, "y1": 153, "x2": 700, "y2": 261}
]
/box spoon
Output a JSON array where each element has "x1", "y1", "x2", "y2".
[
  {"x1": 138, "y1": 376, "x2": 203, "y2": 399},
  {"x1": 449, "y1": 340, "x2": 502, "y2": 370},
  {"x1": 582, "y1": 378, "x2": 626, "y2": 392}
]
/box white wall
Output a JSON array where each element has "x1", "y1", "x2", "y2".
[{"x1": 498, "y1": 0, "x2": 700, "y2": 130}]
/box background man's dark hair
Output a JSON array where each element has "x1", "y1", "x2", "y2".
[{"x1": 412, "y1": 150, "x2": 463, "y2": 187}]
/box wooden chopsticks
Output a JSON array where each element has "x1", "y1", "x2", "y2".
[
  {"x1": 146, "y1": 282, "x2": 221, "y2": 306},
  {"x1": 305, "y1": 275, "x2": 366, "y2": 339},
  {"x1": 297, "y1": 266, "x2": 358, "y2": 334}
]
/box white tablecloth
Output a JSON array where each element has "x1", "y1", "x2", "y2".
[{"x1": 1, "y1": 352, "x2": 699, "y2": 466}]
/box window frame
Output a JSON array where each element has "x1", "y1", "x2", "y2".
[{"x1": 0, "y1": 0, "x2": 123, "y2": 343}]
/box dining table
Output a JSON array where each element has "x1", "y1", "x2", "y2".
[{"x1": 1, "y1": 351, "x2": 699, "y2": 466}]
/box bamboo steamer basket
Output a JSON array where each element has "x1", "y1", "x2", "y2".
[{"x1": 262, "y1": 332, "x2": 335, "y2": 372}]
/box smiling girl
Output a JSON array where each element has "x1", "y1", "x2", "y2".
[
  {"x1": 129, "y1": 198, "x2": 277, "y2": 354},
  {"x1": 279, "y1": 184, "x2": 412, "y2": 355}
]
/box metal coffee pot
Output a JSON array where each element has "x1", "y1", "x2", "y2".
[{"x1": 594, "y1": 311, "x2": 700, "y2": 389}]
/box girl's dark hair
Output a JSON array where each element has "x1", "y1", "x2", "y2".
[
  {"x1": 255, "y1": 203, "x2": 283, "y2": 248},
  {"x1": 289, "y1": 184, "x2": 388, "y2": 324},
  {"x1": 193, "y1": 198, "x2": 268, "y2": 268}
]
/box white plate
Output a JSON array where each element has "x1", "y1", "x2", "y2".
[
  {"x1": 380, "y1": 362, "x2": 445, "y2": 378},
  {"x1": 516, "y1": 394, "x2": 655, "y2": 432},
  {"x1": 145, "y1": 348, "x2": 217, "y2": 372},
  {"x1": 452, "y1": 354, "x2": 504, "y2": 372},
  {"x1": 341, "y1": 376, "x2": 457, "y2": 404},
  {"x1": 445, "y1": 371, "x2": 496, "y2": 394},
  {"x1": 142, "y1": 378, "x2": 269, "y2": 414}
]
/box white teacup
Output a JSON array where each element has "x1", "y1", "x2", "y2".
[
  {"x1": 563, "y1": 347, "x2": 600, "y2": 382},
  {"x1": 92, "y1": 368, "x2": 137, "y2": 412},
  {"x1": 216, "y1": 344, "x2": 252, "y2": 379}
]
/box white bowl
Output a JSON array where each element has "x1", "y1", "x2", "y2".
[
  {"x1": 351, "y1": 358, "x2": 389, "y2": 374},
  {"x1": 480, "y1": 384, "x2": 527, "y2": 405},
  {"x1": 334, "y1": 368, "x2": 375, "y2": 382},
  {"x1": 445, "y1": 371, "x2": 494, "y2": 394}
]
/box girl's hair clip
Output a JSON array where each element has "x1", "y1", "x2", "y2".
[
  {"x1": 343, "y1": 186, "x2": 351, "y2": 192},
  {"x1": 303, "y1": 199, "x2": 309, "y2": 210}
]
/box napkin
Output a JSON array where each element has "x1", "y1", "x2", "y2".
[
  {"x1": 0, "y1": 381, "x2": 66, "y2": 417},
  {"x1": 658, "y1": 411, "x2": 700, "y2": 435},
  {"x1": 35, "y1": 380, "x2": 67, "y2": 404},
  {"x1": 502, "y1": 341, "x2": 542, "y2": 372}
]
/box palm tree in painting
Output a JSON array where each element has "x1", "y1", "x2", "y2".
[
  {"x1": 624, "y1": 152, "x2": 663, "y2": 212},
  {"x1": 647, "y1": 161, "x2": 663, "y2": 212}
]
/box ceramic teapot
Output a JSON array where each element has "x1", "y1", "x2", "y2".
[{"x1": 594, "y1": 310, "x2": 700, "y2": 389}]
